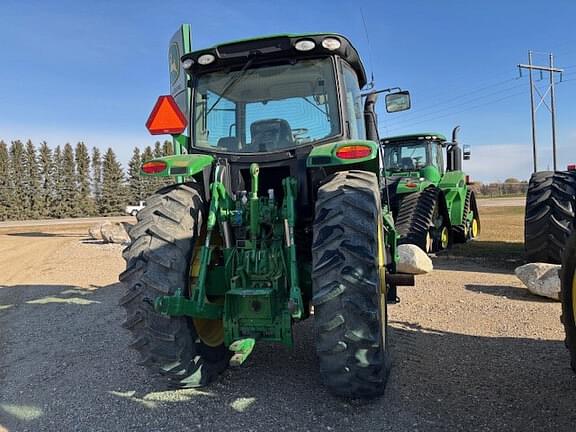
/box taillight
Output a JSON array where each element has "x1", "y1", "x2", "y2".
[
  {"x1": 335, "y1": 145, "x2": 372, "y2": 159},
  {"x1": 405, "y1": 182, "x2": 418, "y2": 188},
  {"x1": 142, "y1": 160, "x2": 167, "y2": 174},
  {"x1": 567, "y1": 164, "x2": 576, "y2": 172}
]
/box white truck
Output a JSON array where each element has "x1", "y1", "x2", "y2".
[{"x1": 125, "y1": 201, "x2": 146, "y2": 216}]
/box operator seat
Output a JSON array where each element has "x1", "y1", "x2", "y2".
[
  {"x1": 400, "y1": 157, "x2": 415, "y2": 171},
  {"x1": 250, "y1": 119, "x2": 294, "y2": 152}
]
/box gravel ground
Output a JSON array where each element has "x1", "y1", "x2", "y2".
[{"x1": 1, "y1": 222, "x2": 576, "y2": 431}]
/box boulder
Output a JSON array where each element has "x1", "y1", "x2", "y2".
[
  {"x1": 88, "y1": 223, "x2": 104, "y2": 240},
  {"x1": 515, "y1": 263, "x2": 561, "y2": 300},
  {"x1": 100, "y1": 222, "x2": 130, "y2": 244},
  {"x1": 397, "y1": 244, "x2": 433, "y2": 275}
]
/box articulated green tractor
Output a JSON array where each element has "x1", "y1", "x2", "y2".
[
  {"x1": 120, "y1": 26, "x2": 415, "y2": 398},
  {"x1": 380, "y1": 128, "x2": 480, "y2": 253}
]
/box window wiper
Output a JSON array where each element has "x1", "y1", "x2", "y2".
[
  {"x1": 301, "y1": 96, "x2": 329, "y2": 118},
  {"x1": 206, "y1": 58, "x2": 255, "y2": 116}
]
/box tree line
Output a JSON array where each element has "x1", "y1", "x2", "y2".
[{"x1": 0, "y1": 139, "x2": 174, "y2": 221}]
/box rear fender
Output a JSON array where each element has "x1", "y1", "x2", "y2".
[
  {"x1": 141, "y1": 154, "x2": 214, "y2": 178},
  {"x1": 306, "y1": 140, "x2": 378, "y2": 170}
]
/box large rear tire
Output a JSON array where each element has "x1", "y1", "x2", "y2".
[
  {"x1": 312, "y1": 170, "x2": 389, "y2": 398},
  {"x1": 396, "y1": 187, "x2": 450, "y2": 253},
  {"x1": 561, "y1": 230, "x2": 576, "y2": 373},
  {"x1": 119, "y1": 183, "x2": 230, "y2": 387},
  {"x1": 525, "y1": 171, "x2": 576, "y2": 264}
]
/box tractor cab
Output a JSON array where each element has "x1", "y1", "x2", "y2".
[{"x1": 382, "y1": 133, "x2": 447, "y2": 182}]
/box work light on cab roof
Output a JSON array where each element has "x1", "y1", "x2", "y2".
[{"x1": 145, "y1": 95, "x2": 188, "y2": 135}]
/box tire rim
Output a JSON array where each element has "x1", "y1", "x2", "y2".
[
  {"x1": 193, "y1": 317, "x2": 225, "y2": 347},
  {"x1": 377, "y1": 220, "x2": 387, "y2": 351},
  {"x1": 189, "y1": 243, "x2": 225, "y2": 347},
  {"x1": 572, "y1": 272, "x2": 576, "y2": 324},
  {"x1": 471, "y1": 218, "x2": 479, "y2": 238},
  {"x1": 440, "y1": 226, "x2": 449, "y2": 249}
]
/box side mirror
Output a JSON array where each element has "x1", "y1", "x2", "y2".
[
  {"x1": 385, "y1": 91, "x2": 411, "y2": 113},
  {"x1": 463, "y1": 144, "x2": 471, "y2": 160}
]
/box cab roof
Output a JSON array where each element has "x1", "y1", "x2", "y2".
[
  {"x1": 381, "y1": 132, "x2": 447, "y2": 144},
  {"x1": 182, "y1": 33, "x2": 368, "y2": 88}
]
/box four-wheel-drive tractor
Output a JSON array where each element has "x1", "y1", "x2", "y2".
[
  {"x1": 379, "y1": 127, "x2": 480, "y2": 253},
  {"x1": 561, "y1": 228, "x2": 576, "y2": 373},
  {"x1": 119, "y1": 26, "x2": 416, "y2": 398},
  {"x1": 524, "y1": 165, "x2": 576, "y2": 264}
]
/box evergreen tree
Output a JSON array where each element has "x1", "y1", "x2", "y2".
[
  {"x1": 153, "y1": 141, "x2": 163, "y2": 158},
  {"x1": 75, "y1": 142, "x2": 96, "y2": 216},
  {"x1": 52, "y1": 146, "x2": 64, "y2": 217},
  {"x1": 24, "y1": 140, "x2": 42, "y2": 219},
  {"x1": 9, "y1": 140, "x2": 26, "y2": 219},
  {"x1": 162, "y1": 140, "x2": 173, "y2": 156},
  {"x1": 127, "y1": 147, "x2": 146, "y2": 204},
  {"x1": 0, "y1": 140, "x2": 16, "y2": 220},
  {"x1": 141, "y1": 145, "x2": 159, "y2": 197},
  {"x1": 92, "y1": 147, "x2": 102, "y2": 214},
  {"x1": 100, "y1": 148, "x2": 126, "y2": 215},
  {"x1": 59, "y1": 143, "x2": 79, "y2": 217},
  {"x1": 38, "y1": 141, "x2": 54, "y2": 217}
]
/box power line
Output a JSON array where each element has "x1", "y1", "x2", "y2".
[
  {"x1": 392, "y1": 76, "x2": 521, "y2": 120},
  {"x1": 380, "y1": 82, "x2": 526, "y2": 129},
  {"x1": 382, "y1": 88, "x2": 527, "y2": 134}
]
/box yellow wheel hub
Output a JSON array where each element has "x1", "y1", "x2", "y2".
[
  {"x1": 572, "y1": 272, "x2": 576, "y2": 323},
  {"x1": 377, "y1": 219, "x2": 387, "y2": 348},
  {"x1": 188, "y1": 238, "x2": 225, "y2": 348},
  {"x1": 471, "y1": 218, "x2": 479, "y2": 238},
  {"x1": 440, "y1": 227, "x2": 449, "y2": 249},
  {"x1": 425, "y1": 232, "x2": 432, "y2": 253},
  {"x1": 193, "y1": 317, "x2": 225, "y2": 347}
]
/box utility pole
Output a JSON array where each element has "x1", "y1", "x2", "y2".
[{"x1": 518, "y1": 51, "x2": 563, "y2": 172}]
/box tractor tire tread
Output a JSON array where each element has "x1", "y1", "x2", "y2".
[
  {"x1": 119, "y1": 182, "x2": 230, "y2": 388},
  {"x1": 312, "y1": 170, "x2": 389, "y2": 398},
  {"x1": 524, "y1": 171, "x2": 576, "y2": 263}
]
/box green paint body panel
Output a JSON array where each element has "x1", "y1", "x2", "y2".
[
  {"x1": 438, "y1": 170, "x2": 468, "y2": 226},
  {"x1": 383, "y1": 132, "x2": 447, "y2": 142},
  {"x1": 140, "y1": 153, "x2": 214, "y2": 178}
]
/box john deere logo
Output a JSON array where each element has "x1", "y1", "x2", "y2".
[{"x1": 169, "y1": 43, "x2": 180, "y2": 84}]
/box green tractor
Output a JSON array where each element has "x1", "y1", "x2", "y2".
[
  {"x1": 380, "y1": 128, "x2": 480, "y2": 253},
  {"x1": 120, "y1": 26, "x2": 415, "y2": 398}
]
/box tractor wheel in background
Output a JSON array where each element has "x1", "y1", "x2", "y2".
[
  {"x1": 561, "y1": 229, "x2": 576, "y2": 373},
  {"x1": 396, "y1": 187, "x2": 450, "y2": 253},
  {"x1": 453, "y1": 190, "x2": 481, "y2": 243},
  {"x1": 119, "y1": 183, "x2": 230, "y2": 387},
  {"x1": 312, "y1": 170, "x2": 389, "y2": 398},
  {"x1": 524, "y1": 171, "x2": 576, "y2": 264}
]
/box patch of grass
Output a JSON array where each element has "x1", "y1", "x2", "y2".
[{"x1": 445, "y1": 206, "x2": 525, "y2": 269}]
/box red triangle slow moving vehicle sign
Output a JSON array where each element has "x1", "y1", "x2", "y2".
[{"x1": 145, "y1": 95, "x2": 188, "y2": 135}]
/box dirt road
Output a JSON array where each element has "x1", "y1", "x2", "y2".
[{"x1": 0, "y1": 217, "x2": 575, "y2": 431}]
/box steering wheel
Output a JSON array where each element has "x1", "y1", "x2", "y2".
[{"x1": 292, "y1": 128, "x2": 309, "y2": 141}]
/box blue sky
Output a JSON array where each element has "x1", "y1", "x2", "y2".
[{"x1": 0, "y1": 0, "x2": 575, "y2": 181}]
